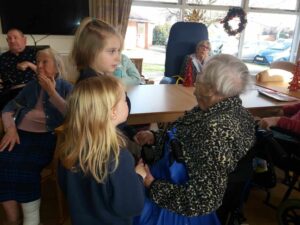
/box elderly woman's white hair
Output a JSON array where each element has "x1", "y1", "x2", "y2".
[
  {"x1": 200, "y1": 54, "x2": 250, "y2": 97},
  {"x1": 36, "y1": 47, "x2": 66, "y2": 78}
]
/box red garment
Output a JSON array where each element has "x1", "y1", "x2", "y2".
[
  {"x1": 183, "y1": 58, "x2": 194, "y2": 87},
  {"x1": 277, "y1": 103, "x2": 300, "y2": 135}
]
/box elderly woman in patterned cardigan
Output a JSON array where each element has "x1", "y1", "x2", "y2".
[{"x1": 134, "y1": 54, "x2": 256, "y2": 225}]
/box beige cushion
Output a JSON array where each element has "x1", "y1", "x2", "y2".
[{"x1": 256, "y1": 69, "x2": 293, "y2": 82}]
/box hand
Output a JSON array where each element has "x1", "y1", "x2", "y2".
[
  {"x1": 38, "y1": 74, "x2": 56, "y2": 96},
  {"x1": 258, "y1": 117, "x2": 280, "y2": 130},
  {"x1": 134, "y1": 130, "x2": 155, "y2": 146},
  {"x1": 0, "y1": 127, "x2": 20, "y2": 151},
  {"x1": 135, "y1": 159, "x2": 146, "y2": 179},
  {"x1": 144, "y1": 164, "x2": 155, "y2": 188},
  {"x1": 17, "y1": 61, "x2": 31, "y2": 71}
]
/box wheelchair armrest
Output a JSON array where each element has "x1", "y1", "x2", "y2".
[{"x1": 271, "y1": 126, "x2": 300, "y2": 139}]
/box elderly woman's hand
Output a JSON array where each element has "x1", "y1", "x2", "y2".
[
  {"x1": 134, "y1": 130, "x2": 155, "y2": 146},
  {"x1": 0, "y1": 127, "x2": 20, "y2": 151},
  {"x1": 144, "y1": 164, "x2": 155, "y2": 188},
  {"x1": 38, "y1": 74, "x2": 56, "y2": 97},
  {"x1": 258, "y1": 117, "x2": 280, "y2": 130}
]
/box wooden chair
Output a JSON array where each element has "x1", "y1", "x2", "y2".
[
  {"x1": 270, "y1": 61, "x2": 296, "y2": 73},
  {"x1": 130, "y1": 58, "x2": 143, "y2": 75},
  {"x1": 257, "y1": 61, "x2": 296, "y2": 83},
  {"x1": 52, "y1": 125, "x2": 69, "y2": 225},
  {"x1": 41, "y1": 153, "x2": 67, "y2": 225},
  {"x1": 130, "y1": 58, "x2": 154, "y2": 84}
]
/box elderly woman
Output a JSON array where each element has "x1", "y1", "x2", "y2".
[
  {"x1": 0, "y1": 48, "x2": 73, "y2": 225},
  {"x1": 134, "y1": 54, "x2": 256, "y2": 225},
  {"x1": 180, "y1": 40, "x2": 211, "y2": 86}
]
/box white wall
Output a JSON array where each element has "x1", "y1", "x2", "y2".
[{"x1": 0, "y1": 19, "x2": 74, "y2": 55}]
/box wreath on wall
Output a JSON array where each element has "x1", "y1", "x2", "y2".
[{"x1": 221, "y1": 7, "x2": 247, "y2": 36}]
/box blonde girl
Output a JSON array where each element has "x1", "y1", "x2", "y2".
[
  {"x1": 58, "y1": 76, "x2": 145, "y2": 225},
  {"x1": 71, "y1": 17, "x2": 122, "y2": 81},
  {"x1": 71, "y1": 16, "x2": 138, "y2": 148}
]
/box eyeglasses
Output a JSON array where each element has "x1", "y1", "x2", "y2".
[
  {"x1": 194, "y1": 81, "x2": 203, "y2": 87},
  {"x1": 199, "y1": 45, "x2": 210, "y2": 51}
]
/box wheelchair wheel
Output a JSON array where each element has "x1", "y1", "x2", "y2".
[{"x1": 277, "y1": 199, "x2": 300, "y2": 225}]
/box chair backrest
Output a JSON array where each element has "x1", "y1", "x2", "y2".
[
  {"x1": 130, "y1": 58, "x2": 143, "y2": 75},
  {"x1": 270, "y1": 61, "x2": 296, "y2": 73},
  {"x1": 164, "y1": 22, "x2": 208, "y2": 77}
]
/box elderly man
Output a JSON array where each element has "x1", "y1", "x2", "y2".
[{"x1": 0, "y1": 29, "x2": 37, "y2": 109}]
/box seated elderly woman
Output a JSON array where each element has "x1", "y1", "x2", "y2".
[
  {"x1": 180, "y1": 40, "x2": 211, "y2": 86},
  {"x1": 114, "y1": 54, "x2": 141, "y2": 86},
  {"x1": 0, "y1": 48, "x2": 73, "y2": 225},
  {"x1": 258, "y1": 102, "x2": 300, "y2": 171},
  {"x1": 134, "y1": 54, "x2": 256, "y2": 225}
]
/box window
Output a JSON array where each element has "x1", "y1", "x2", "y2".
[
  {"x1": 249, "y1": 0, "x2": 297, "y2": 10},
  {"x1": 124, "y1": 6, "x2": 180, "y2": 78},
  {"x1": 130, "y1": 0, "x2": 300, "y2": 78},
  {"x1": 242, "y1": 13, "x2": 296, "y2": 65},
  {"x1": 186, "y1": 0, "x2": 241, "y2": 6},
  {"x1": 134, "y1": 0, "x2": 178, "y2": 2}
]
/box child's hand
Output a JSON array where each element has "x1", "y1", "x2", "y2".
[
  {"x1": 134, "y1": 130, "x2": 154, "y2": 146},
  {"x1": 144, "y1": 164, "x2": 155, "y2": 188}
]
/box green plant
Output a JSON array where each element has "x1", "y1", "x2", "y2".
[{"x1": 152, "y1": 24, "x2": 171, "y2": 45}]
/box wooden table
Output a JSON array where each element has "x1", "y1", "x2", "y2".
[{"x1": 127, "y1": 84, "x2": 300, "y2": 125}]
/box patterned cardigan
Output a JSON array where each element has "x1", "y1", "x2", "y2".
[{"x1": 149, "y1": 96, "x2": 256, "y2": 216}]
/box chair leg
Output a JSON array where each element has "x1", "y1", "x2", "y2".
[
  {"x1": 280, "y1": 173, "x2": 299, "y2": 204},
  {"x1": 263, "y1": 189, "x2": 277, "y2": 209},
  {"x1": 53, "y1": 165, "x2": 68, "y2": 225},
  {"x1": 56, "y1": 175, "x2": 68, "y2": 225}
]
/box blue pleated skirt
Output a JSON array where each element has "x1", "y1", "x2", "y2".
[{"x1": 0, "y1": 130, "x2": 56, "y2": 203}]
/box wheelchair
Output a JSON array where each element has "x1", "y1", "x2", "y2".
[
  {"x1": 218, "y1": 126, "x2": 300, "y2": 225},
  {"x1": 217, "y1": 127, "x2": 270, "y2": 225},
  {"x1": 255, "y1": 127, "x2": 300, "y2": 225},
  {"x1": 277, "y1": 199, "x2": 300, "y2": 225}
]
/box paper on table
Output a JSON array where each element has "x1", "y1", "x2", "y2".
[{"x1": 257, "y1": 88, "x2": 299, "y2": 102}]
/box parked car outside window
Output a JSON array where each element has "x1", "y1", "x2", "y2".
[
  {"x1": 253, "y1": 39, "x2": 292, "y2": 65},
  {"x1": 241, "y1": 40, "x2": 272, "y2": 62}
]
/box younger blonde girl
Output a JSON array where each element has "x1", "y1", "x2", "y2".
[{"x1": 58, "y1": 75, "x2": 145, "y2": 225}]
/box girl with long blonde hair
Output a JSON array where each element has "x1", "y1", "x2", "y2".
[{"x1": 58, "y1": 75, "x2": 145, "y2": 225}]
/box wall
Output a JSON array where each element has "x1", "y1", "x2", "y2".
[{"x1": 0, "y1": 19, "x2": 74, "y2": 55}]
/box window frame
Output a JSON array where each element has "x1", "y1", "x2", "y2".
[{"x1": 132, "y1": 0, "x2": 300, "y2": 62}]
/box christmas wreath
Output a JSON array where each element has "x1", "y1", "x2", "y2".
[{"x1": 221, "y1": 7, "x2": 247, "y2": 36}]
